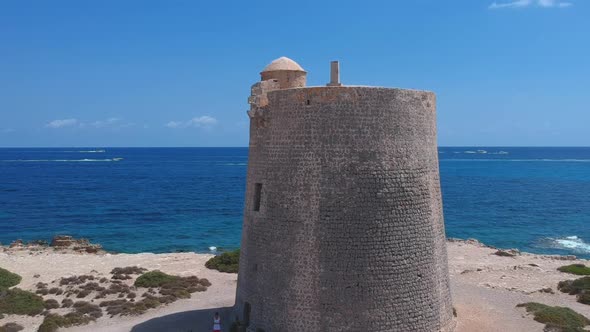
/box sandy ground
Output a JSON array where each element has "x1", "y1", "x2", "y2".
[
  {"x1": 1, "y1": 241, "x2": 589, "y2": 332},
  {"x1": 448, "y1": 240, "x2": 590, "y2": 332}
]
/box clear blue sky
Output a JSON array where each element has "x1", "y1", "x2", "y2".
[{"x1": 1, "y1": 0, "x2": 588, "y2": 147}]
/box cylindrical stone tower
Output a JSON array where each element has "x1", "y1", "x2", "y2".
[{"x1": 236, "y1": 57, "x2": 455, "y2": 332}]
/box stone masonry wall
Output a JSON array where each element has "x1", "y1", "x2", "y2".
[
  {"x1": 236, "y1": 86, "x2": 455, "y2": 332},
  {"x1": 260, "y1": 70, "x2": 306, "y2": 90}
]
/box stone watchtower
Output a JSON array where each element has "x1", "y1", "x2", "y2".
[{"x1": 235, "y1": 57, "x2": 455, "y2": 332}]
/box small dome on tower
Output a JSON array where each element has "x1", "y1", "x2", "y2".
[
  {"x1": 261, "y1": 57, "x2": 306, "y2": 73},
  {"x1": 260, "y1": 57, "x2": 307, "y2": 89}
]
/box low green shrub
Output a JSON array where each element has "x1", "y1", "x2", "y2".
[
  {"x1": 517, "y1": 302, "x2": 590, "y2": 331},
  {"x1": 558, "y1": 264, "x2": 590, "y2": 276},
  {"x1": 72, "y1": 301, "x2": 102, "y2": 318},
  {"x1": 37, "y1": 315, "x2": 60, "y2": 332},
  {"x1": 43, "y1": 299, "x2": 60, "y2": 309},
  {"x1": 205, "y1": 249, "x2": 240, "y2": 273},
  {"x1": 556, "y1": 275, "x2": 590, "y2": 307},
  {"x1": 101, "y1": 296, "x2": 163, "y2": 317},
  {"x1": 0, "y1": 268, "x2": 21, "y2": 290},
  {"x1": 93, "y1": 271, "x2": 208, "y2": 317},
  {"x1": 111, "y1": 266, "x2": 147, "y2": 275},
  {"x1": 38, "y1": 312, "x2": 94, "y2": 332},
  {"x1": 134, "y1": 271, "x2": 177, "y2": 288},
  {"x1": 0, "y1": 288, "x2": 44, "y2": 316},
  {"x1": 558, "y1": 277, "x2": 590, "y2": 295},
  {"x1": 61, "y1": 298, "x2": 73, "y2": 308},
  {"x1": 578, "y1": 292, "x2": 590, "y2": 305},
  {"x1": 558, "y1": 276, "x2": 590, "y2": 306}
]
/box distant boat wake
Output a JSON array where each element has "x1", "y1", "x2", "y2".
[
  {"x1": 76, "y1": 149, "x2": 106, "y2": 153},
  {"x1": 1, "y1": 158, "x2": 123, "y2": 162},
  {"x1": 442, "y1": 159, "x2": 590, "y2": 162}
]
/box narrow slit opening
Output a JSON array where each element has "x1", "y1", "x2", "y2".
[{"x1": 253, "y1": 183, "x2": 262, "y2": 211}]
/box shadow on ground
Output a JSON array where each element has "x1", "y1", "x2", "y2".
[{"x1": 131, "y1": 307, "x2": 234, "y2": 332}]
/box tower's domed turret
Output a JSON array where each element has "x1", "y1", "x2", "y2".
[
  {"x1": 260, "y1": 57, "x2": 307, "y2": 89},
  {"x1": 261, "y1": 57, "x2": 305, "y2": 72}
]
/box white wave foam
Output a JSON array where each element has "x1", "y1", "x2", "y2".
[
  {"x1": 222, "y1": 163, "x2": 247, "y2": 166},
  {"x1": 464, "y1": 150, "x2": 477, "y2": 154},
  {"x1": 541, "y1": 236, "x2": 590, "y2": 254},
  {"x1": 208, "y1": 246, "x2": 217, "y2": 252},
  {"x1": 554, "y1": 236, "x2": 590, "y2": 253}
]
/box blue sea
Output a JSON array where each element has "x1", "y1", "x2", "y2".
[{"x1": 0, "y1": 147, "x2": 589, "y2": 258}]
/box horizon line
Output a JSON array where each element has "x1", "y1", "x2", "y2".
[{"x1": 1, "y1": 146, "x2": 590, "y2": 149}]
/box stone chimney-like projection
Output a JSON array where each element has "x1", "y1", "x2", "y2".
[{"x1": 237, "y1": 57, "x2": 455, "y2": 332}]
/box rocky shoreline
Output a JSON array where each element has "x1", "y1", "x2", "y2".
[
  {"x1": 447, "y1": 237, "x2": 580, "y2": 260},
  {"x1": 1, "y1": 236, "x2": 106, "y2": 255}
]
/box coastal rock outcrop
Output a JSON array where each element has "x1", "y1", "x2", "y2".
[
  {"x1": 50, "y1": 235, "x2": 103, "y2": 253},
  {"x1": 494, "y1": 249, "x2": 521, "y2": 257},
  {"x1": 8, "y1": 240, "x2": 24, "y2": 249},
  {"x1": 1, "y1": 236, "x2": 104, "y2": 254}
]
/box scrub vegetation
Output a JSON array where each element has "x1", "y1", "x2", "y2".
[
  {"x1": 0, "y1": 268, "x2": 21, "y2": 290},
  {"x1": 205, "y1": 249, "x2": 240, "y2": 273},
  {"x1": 558, "y1": 264, "x2": 590, "y2": 276},
  {"x1": 517, "y1": 302, "x2": 590, "y2": 332}
]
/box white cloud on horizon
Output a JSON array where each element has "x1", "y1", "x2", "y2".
[
  {"x1": 166, "y1": 116, "x2": 218, "y2": 129},
  {"x1": 46, "y1": 118, "x2": 79, "y2": 128},
  {"x1": 46, "y1": 117, "x2": 134, "y2": 129},
  {"x1": 89, "y1": 117, "x2": 121, "y2": 128},
  {"x1": 489, "y1": 0, "x2": 572, "y2": 9},
  {"x1": 538, "y1": 0, "x2": 573, "y2": 7}
]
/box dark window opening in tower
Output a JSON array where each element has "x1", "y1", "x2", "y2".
[
  {"x1": 243, "y1": 302, "x2": 251, "y2": 326},
  {"x1": 306, "y1": 99, "x2": 311, "y2": 105},
  {"x1": 253, "y1": 183, "x2": 262, "y2": 211}
]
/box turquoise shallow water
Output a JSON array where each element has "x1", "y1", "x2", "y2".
[{"x1": 0, "y1": 147, "x2": 589, "y2": 258}]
